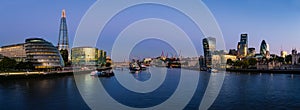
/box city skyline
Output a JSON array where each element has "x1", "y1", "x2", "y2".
[{"x1": 1, "y1": 0, "x2": 300, "y2": 56}]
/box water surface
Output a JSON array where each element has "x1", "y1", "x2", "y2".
[{"x1": 0, "y1": 68, "x2": 299, "y2": 110}]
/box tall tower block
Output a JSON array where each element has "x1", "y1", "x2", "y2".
[
  {"x1": 57, "y1": 9, "x2": 70, "y2": 63},
  {"x1": 57, "y1": 9, "x2": 69, "y2": 52}
]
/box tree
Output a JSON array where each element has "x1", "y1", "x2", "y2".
[
  {"x1": 248, "y1": 58, "x2": 257, "y2": 66},
  {"x1": 241, "y1": 60, "x2": 249, "y2": 69},
  {"x1": 285, "y1": 55, "x2": 292, "y2": 64},
  {"x1": 233, "y1": 60, "x2": 243, "y2": 68},
  {"x1": 60, "y1": 49, "x2": 69, "y2": 66},
  {"x1": 0, "y1": 57, "x2": 17, "y2": 71},
  {"x1": 16, "y1": 61, "x2": 35, "y2": 71},
  {"x1": 105, "y1": 62, "x2": 111, "y2": 67},
  {"x1": 227, "y1": 59, "x2": 234, "y2": 65},
  {"x1": 277, "y1": 57, "x2": 285, "y2": 63}
]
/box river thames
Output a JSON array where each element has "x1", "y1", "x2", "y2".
[{"x1": 0, "y1": 68, "x2": 299, "y2": 110}]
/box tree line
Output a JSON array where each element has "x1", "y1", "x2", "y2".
[{"x1": 0, "y1": 57, "x2": 34, "y2": 72}]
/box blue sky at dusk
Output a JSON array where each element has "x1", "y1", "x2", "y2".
[{"x1": 0, "y1": 0, "x2": 300, "y2": 57}]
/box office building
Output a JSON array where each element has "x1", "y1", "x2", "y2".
[
  {"x1": 260, "y1": 40, "x2": 269, "y2": 56},
  {"x1": 292, "y1": 49, "x2": 300, "y2": 65},
  {"x1": 237, "y1": 34, "x2": 248, "y2": 57},
  {"x1": 228, "y1": 49, "x2": 238, "y2": 56},
  {"x1": 281, "y1": 51, "x2": 288, "y2": 58},
  {"x1": 248, "y1": 48, "x2": 256, "y2": 57},
  {"x1": 98, "y1": 50, "x2": 107, "y2": 65},
  {"x1": 0, "y1": 44, "x2": 26, "y2": 62},
  {"x1": 57, "y1": 9, "x2": 70, "y2": 62},
  {"x1": 203, "y1": 37, "x2": 216, "y2": 68},
  {"x1": 0, "y1": 38, "x2": 64, "y2": 69},
  {"x1": 25, "y1": 38, "x2": 64, "y2": 69},
  {"x1": 71, "y1": 47, "x2": 106, "y2": 66}
]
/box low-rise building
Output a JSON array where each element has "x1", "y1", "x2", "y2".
[
  {"x1": 71, "y1": 47, "x2": 106, "y2": 66},
  {"x1": 257, "y1": 61, "x2": 282, "y2": 70},
  {"x1": 0, "y1": 44, "x2": 26, "y2": 62}
]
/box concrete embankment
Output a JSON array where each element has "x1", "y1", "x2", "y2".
[
  {"x1": 226, "y1": 68, "x2": 300, "y2": 74},
  {"x1": 0, "y1": 70, "x2": 91, "y2": 79},
  {"x1": 0, "y1": 67, "x2": 113, "y2": 79}
]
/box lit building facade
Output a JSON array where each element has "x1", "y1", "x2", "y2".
[
  {"x1": 203, "y1": 37, "x2": 216, "y2": 68},
  {"x1": 98, "y1": 50, "x2": 107, "y2": 65},
  {"x1": 57, "y1": 9, "x2": 69, "y2": 51},
  {"x1": 25, "y1": 38, "x2": 64, "y2": 69},
  {"x1": 281, "y1": 51, "x2": 288, "y2": 58},
  {"x1": 292, "y1": 49, "x2": 300, "y2": 65},
  {"x1": 0, "y1": 44, "x2": 26, "y2": 62},
  {"x1": 0, "y1": 38, "x2": 64, "y2": 69},
  {"x1": 240, "y1": 34, "x2": 248, "y2": 44},
  {"x1": 237, "y1": 34, "x2": 248, "y2": 57},
  {"x1": 238, "y1": 42, "x2": 247, "y2": 57},
  {"x1": 57, "y1": 9, "x2": 70, "y2": 63},
  {"x1": 71, "y1": 47, "x2": 106, "y2": 66},
  {"x1": 228, "y1": 49, "x2": 238, "y2": 56},
  {"x1": 248, "y1": 48, "x2": 256, "y2": 57}
]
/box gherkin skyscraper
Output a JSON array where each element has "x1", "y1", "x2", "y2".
[
  {"x1": 57, "y1": 9, "x2": 69, "y2": 63},
  {"x1": 260, "y1": 40, "x2": 269, "y2": 56}
]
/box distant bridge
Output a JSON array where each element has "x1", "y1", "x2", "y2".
[{"x1": 113, "y1": 62, "x2": 130, "y2": 68}]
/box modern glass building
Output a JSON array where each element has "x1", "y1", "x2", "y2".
[
  {"x1": 248, "y1": 48, "x2": 256, "y2": 57},
  {"x1": 57, "y1": 9, "x2": 69, "y2": 52},
  {"x1": 98, "y1": 50, "x2": 107, "y2": 66},
  {"x1": 0, "y1": 44, "x2": 27, "y2": 62},
  {"x1": 57, "y1": 9, "x2": 70, "y2": 63},
  {"x1": 203, "y1": 37, "x2": 216, "y2": 68},
  {"x1": 260, "y1": 40, "x2": 269, "y2": 56},
  {"x1": 240, "y1": 34, "x2": 248, "y2": 45},
  {"x1": 71, "y1": 47, "x2": 106, "y2": 66},
  {"x1": 25, "y1": 38, "x2": 64, "y2": 69},
  {"x1": 237, "y1": 42, "x2": 247, "y2": 57},
  {"x1": 237, "y1": 34, "x2": 248, "y2": 57}
]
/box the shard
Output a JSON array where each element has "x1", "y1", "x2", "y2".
[{"x1": 57, "y1": 9, "x2": 69, "y2": 52}]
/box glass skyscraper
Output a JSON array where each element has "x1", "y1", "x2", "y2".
[
  {"x1": 237, "y1": 34, "x2": 248, "y2": 57},
  {"x1": 57, "y1": 10, "x2": 69, "y2": 53},
  {"x1": 240, "y1": 34, "x2": 248, "y2": 45},
  {"x1": 203, "y1": 37, "x2": 216, "y2": 68},
  {"x1": 260, "y1": 40, "x2": 269, "y2": 56}
]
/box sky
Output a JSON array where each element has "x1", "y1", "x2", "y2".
[{"x1": 1, "y1": 0, "x2": 300, "y2": 58}]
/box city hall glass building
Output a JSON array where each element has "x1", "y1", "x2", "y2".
[
  {"x1": 0, "y1": 38, "x2": 64, "y2": 69},
  {"x1": 25, "y1": 38, "x2": 64, "y2": 69}
]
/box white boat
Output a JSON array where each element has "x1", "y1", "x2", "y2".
[
  {"x1": 208, "y1": 69, "x2": 218, "y2": 73},
  {"x1": 129, "y1": 62, "x2": 141, "y2": 71},
  {"x1": 90, "y1": 70, "x2": 114, "y2": 77},
  {"x1": 90, "y1": 70, "x2": 100, "y2": 76}
]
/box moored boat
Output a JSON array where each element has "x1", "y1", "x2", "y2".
[
  {"x1": 129, "y1": 62, "x2": 141, "y2": 71},
  {"x1": 90, "y1": 70, "x2": 114, "y2": 77}
]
